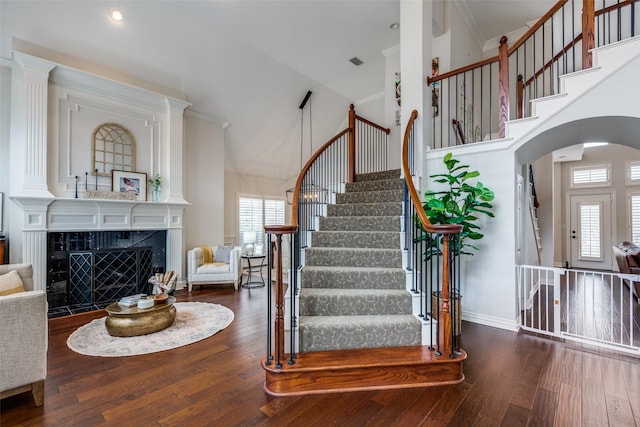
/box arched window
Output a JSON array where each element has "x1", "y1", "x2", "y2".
[{"x1": 92, "y1": 123, "x2": 136, "y2": 176}]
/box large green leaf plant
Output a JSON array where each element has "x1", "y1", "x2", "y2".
[{"x1": 421, "y1": 152, "x2": 495, "y2": 259}]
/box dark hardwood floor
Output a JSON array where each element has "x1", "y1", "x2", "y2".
[{"x1": 2, "y1": 284, "x2": 639, "y2": 426}]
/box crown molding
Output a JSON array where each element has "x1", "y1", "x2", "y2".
[{"x1": 185, "y1": 108, "x2": 230, "y2": 129}]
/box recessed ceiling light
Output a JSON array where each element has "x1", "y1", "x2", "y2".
[
  {"x1": 349, "y1": 57, "x2": 364, "y2": 66},
  {"x1": 584, "y1": 142, "x2": 608, "y2": 148},
  {"x1": 390, "y1": 23, "x2": 399, "y2": 30},
  {"x1": 110, "y1": 9, "x2": 124, "y2": 22}
]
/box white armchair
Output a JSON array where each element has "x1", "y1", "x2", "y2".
[
  {"x1": 187, "y1": 246, "x2": 242, "y2": 291},
  {"x1": 0, "y1": 263, "x2": 47, "y2": 406}
]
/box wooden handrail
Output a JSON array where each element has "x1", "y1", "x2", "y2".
[
  {"x1": 427, "y1": 56, "x2": 499, "y2": 85},
  {"x1": 401, "y1": 110, "x2": 462, "y2": 235},
  {"x1": 595, "y1": 0, "x2": 637, "y2": 17},
  {"x1": 290, "y1": 128, "x2": 351, "y2": 227},
  {"x1": 355, "y1": 115, "x2": 391, "y2": 135},
  {"x1": 508, "y1": 0, "x2": 569, "y2": 55},
  {"x1": 524, "y1": 34, "x2": 584, "y2": 87}
]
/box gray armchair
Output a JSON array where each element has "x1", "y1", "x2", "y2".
[{"x1": 0, "y1": 263, "x2": 48, "y2": 406}]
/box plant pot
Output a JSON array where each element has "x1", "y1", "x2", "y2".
[{"x1": 431, "y1": 291, "x2": 462, "y2": 334}]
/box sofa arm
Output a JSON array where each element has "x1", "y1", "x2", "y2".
[
  {"x1": 229, "y1": 246, "x2": 242, "y2": 278},
  {"x1": 0, "y1": 290, "x2": 48, "y2": 393}
]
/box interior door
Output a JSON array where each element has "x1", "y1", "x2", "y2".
[{"x1": 569, "y1": 194, "x2": 613, "y2": 270}]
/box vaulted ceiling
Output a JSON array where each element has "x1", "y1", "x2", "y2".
[{"x1": 1, "y1": 0, "x2": 553, "y2": 181}]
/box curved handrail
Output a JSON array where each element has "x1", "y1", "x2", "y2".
[
  {"x1": 508, "y1": 0, "x2": 568, "y2": 55},
  {"x1": 354, "y1": 115, "x2": 391, "y2": 134},
  {"x1": 400, "y1": 110, "x2": 462, "y2": 235},
  {"x1": 290, "y1": 128, "x2": 351, "y2": 227}
]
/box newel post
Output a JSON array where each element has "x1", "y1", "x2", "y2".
[
  {"x1": 498, "y1": 36, "x2": 510, "y2": 139},
  {"x1": 582, "y1": 0, "x2": 595, "y2": 69},
  {"x1": 348, "y1": 104, "x2": 356, "y2": 183},
  {"x1": 438, "y1": 232, "x2": 453, "y2": 355},
  {"x1": 264, "y1": 225, "x2": 297, "y2": 368}
]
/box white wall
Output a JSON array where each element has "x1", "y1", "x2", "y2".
[
  {"x1": 183, "y1": 112, "x2": 226, "y2": 250},
  {"x1": 426, "y1": 144, "x2": 517, "y2": 330},
  {"x1": 224, "y1": 171, "x2": 293, "y2": 245}
]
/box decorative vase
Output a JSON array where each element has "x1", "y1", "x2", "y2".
[{"x1": 152, "y1": 189, "x2": 160, "y2": 202}]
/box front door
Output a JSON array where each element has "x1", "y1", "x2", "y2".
[{"x1": 569, "y1": 194, "x2": 613, "y2": 270}]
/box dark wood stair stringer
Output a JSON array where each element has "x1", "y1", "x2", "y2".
[{"x1": 262, "y1": 346, "x2": 466, "y2": 396}]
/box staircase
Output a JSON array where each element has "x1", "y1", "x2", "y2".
[
  {"x1": 263, "y1": 170, "x2": 466, "y2": 396},
  {"x1": 299, "y1": 169, "x2": 422, "y2": 351}
]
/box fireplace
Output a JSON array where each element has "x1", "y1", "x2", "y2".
[{"x1": 47, "y1": 230, "x2": 167, "y2": 317}]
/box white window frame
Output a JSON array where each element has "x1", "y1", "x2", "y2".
[
  {"x1": 237, "y1": 194, "x2": 286, "y2": 254},
  {"x1": 626, "y1": 161, "x2": 640, "y2": 186},
  {"x1": 629, "y1": 191, "x2": 640, "y2": 245},
  {"x1": 570, "y1": 164, "x2": 611, "y2": 188}
]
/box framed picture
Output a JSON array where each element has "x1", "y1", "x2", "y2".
[{"x1": 112, "y1": 170, "x2": 147, "y2": 201}]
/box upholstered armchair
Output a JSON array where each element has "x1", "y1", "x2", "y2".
[
  {"x1": 187, "y1": 246, "x2": 242, "y2": 291},
  {"x1": 0, "y1": 263, "x2": 48, "y2": 406}
]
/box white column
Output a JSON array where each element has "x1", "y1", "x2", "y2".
[
  {"x1": 167, "y1": 205, "x2": 186, "y2": 288},
  {"x1": 164, "y1": 98, "x2": 191, "y2": 204},
  {"x1": 13, "y1": 198, "x2": 52, "y2": 291},
  {"x1": 10, "y1": 52, "x2": 56, "y2": 198},
  {"x1": 400, "y1": 0, "x2": 432, "y2": 180}
]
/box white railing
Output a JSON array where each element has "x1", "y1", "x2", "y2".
[{"x1": 517, "y1": 264, "x2": 640, "y2": 355}]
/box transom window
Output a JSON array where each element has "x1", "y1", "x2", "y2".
[
  {"x1": 92, "y1": 123, "x2": 136, "y2": 176},
  {"x1": 571, "y1": 164, "x2": 610, "y2": 188},
  {"x1": 627, "y1": 161, "x2": 640, "y2": 185}
]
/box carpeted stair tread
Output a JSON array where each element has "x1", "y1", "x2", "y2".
[
  {"x1": 300, "y1": 289, "x2": 413, "y2": 316},
  {"x1": 319, "y1": 216, "x2": 401, "y2": 232},
  {"x1": 345, "y1": 178, "x2": 404, "y2": 193},
  {"x1": 327, "y1": 201, "x2": 403, "y2": 217},
  {"x1": 311, "y1": 231, "x2": 400, "y2": 249},
  {"x1": 301, "y1": 266, "x2": 406, "y2": 290},
  {"x1": 299, "y1": 314, "x2": 421, "y2": 352},
  {"x1": 354, "y1": 169, "x2": 401, "y2": 182},
  {"x1": 336, "y1": 189, "x2": 404, "y2": 204},
  {"x1": 304, "y1": 247, "x2": 402, "y2": 268}
]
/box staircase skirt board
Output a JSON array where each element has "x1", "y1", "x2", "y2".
[{"x1": 262, "y1": 346, "x2": 467, "y2": 396}]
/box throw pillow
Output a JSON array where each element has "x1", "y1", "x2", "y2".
[
  {"x1": 0, "y1": 270, "x2": 26, "y2": 296},
  {"x1": 214, "y1": 245, "x2": 234, "y2": 264}
]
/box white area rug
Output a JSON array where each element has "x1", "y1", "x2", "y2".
[{"x1": 67, "y1": 302, "x2": 234, "y2": 357}]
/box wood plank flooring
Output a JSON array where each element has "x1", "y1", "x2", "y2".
[{"x1": 2, "y1": 285, "x2": 639, "y2": 426}]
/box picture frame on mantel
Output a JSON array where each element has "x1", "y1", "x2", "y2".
[{"x1": 112, "y1": 170, "x2": 147, "y2": 201}]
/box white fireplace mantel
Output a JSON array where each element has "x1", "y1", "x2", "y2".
[{"x1": 8, "y1": 50, "x2": 191, "y2": 291}]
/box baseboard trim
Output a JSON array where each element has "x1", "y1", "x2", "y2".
[{"x1": 462, "y1": 311, "x2": 518, "y2": 332}]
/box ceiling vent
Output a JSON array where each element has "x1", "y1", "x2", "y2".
[{"x1": 349, "y1": 57, "x2": 364, "y2": 66}]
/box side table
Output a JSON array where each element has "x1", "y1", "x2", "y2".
[{"x1": 240, "y1": 254, "x2": 266, "y2": 288}]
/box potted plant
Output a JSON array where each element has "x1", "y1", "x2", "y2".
[
  {"x1": 148, "y1": 174, "x2": 162, "y2": 202},
  {"x1": 421, "y1": 152, "x2": 495, "y2": 332}
]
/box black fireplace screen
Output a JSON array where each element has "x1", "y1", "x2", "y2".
[{"x1": 47, "y1": 230, "x2": 166, "y2": 317}]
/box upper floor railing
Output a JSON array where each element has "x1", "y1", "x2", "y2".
[{"x1": 428, "y1": 0, "x2": 638, "y2": 148}]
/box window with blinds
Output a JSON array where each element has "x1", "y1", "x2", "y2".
[
  {"x1": 627, "y1": 161, "x2": 640, "y2": 185},
  {"x1": 579, "y1": 202, "x2": 602, "y2": 260},
  {"x1": 238, "y1": 196, "x2": 285, "y2": 253},
  {"x1": 571, "y1": 165, "x2": 610, "y2": 188},
  {"x1": 631, "y1": 193, "x2": 640, "y2": 244}
]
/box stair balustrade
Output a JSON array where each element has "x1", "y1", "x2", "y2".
[
  {"x1": 427, "y1": 0, "x2": 638, "y2": 149},
  {"x1": 402, "y1": 110, "x2": 463, "y2": 357},
  {"x1": 264, "y1": 105, "x2": 390, "y2": 368}
]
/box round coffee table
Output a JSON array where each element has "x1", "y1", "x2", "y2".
[{"x1": 105, "y1": 296, "x2": 176, "y2": 337}]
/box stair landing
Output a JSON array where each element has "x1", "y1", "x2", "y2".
[{"x1": 262, "y1": 345, "x2": 467, "y2": 396}]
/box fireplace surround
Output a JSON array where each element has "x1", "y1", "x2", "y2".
[{"x1": 47, "y1": 230, "x2": 166, "y2": 317}]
